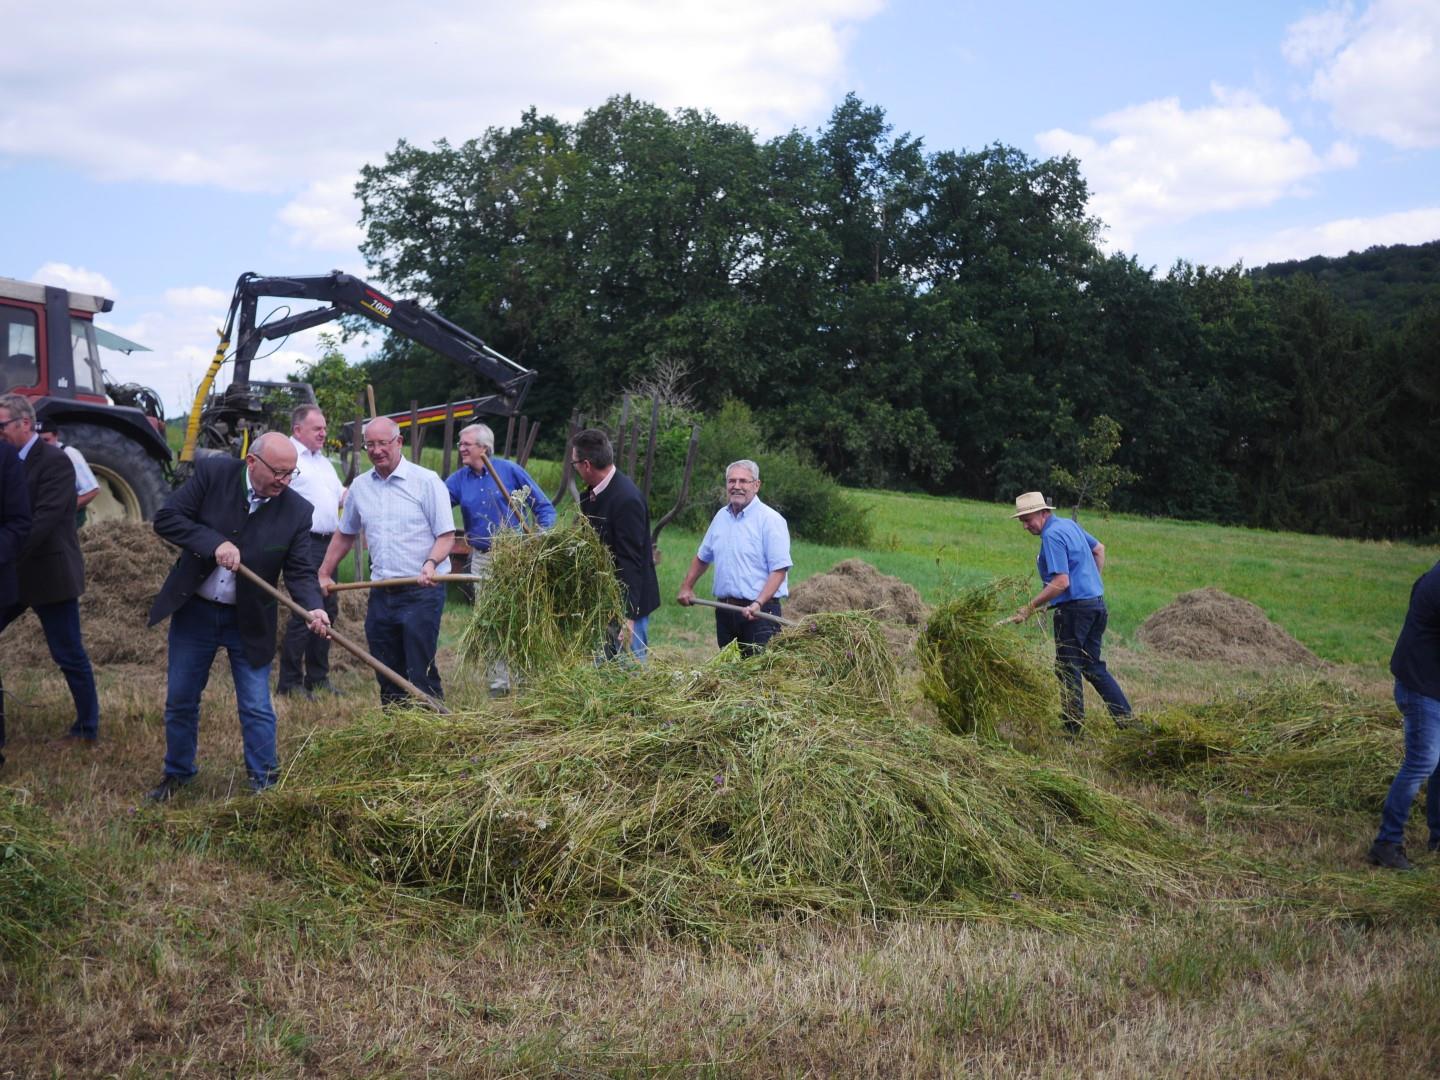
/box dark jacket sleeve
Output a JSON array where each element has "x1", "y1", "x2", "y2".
[
  {"x1": 278, "y1": 501, "x2": 324, "y2": 612},
  {"x1": 153, "y1": 458, "x2": 229, "y2": 562},
  {"x1": 608, "y1": 484, "x2": 657, "y2": 619},
  {"x1": 0, "y1": 444, "x2": 31, "y2": 567},
  {"x1": 19, "y1": 445, "x2": 76, "y2": 561}
]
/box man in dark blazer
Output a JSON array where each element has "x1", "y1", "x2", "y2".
[
  {"x1": 571, "y1": 428, "x2": 660, "y2": 660},
  {"x1": 0, "y1": 394, "x2": 100, "y2": 746},
  {"x1": 146, "y1": 432, "x2": 330, "y2": 800},
  {"x1": 0, "y1": 434, "x2": 33, "y2": 766}
]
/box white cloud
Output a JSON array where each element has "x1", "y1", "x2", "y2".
[
  {"x1": 29, "y1": 263, "x2": 116, "y2": 299},
  {"x1": 0, "y1": 2, "x2": 880, "y2": 196},
  {"x1": 1231, "y1": 205, "x2": 1440, "y2": 265},
  {"x1": 163, "y1": 286, "x2": 229, "y2": 309},
  {"x1": 1036, "y1": 85, "x2": 1352, "y2": 252},
  {"x1": 1285, "y1": 0, "x2": 1440, "y2": 149},
  {"x1": 278, "y1": 177, "x2": 366, "y2": 252}
]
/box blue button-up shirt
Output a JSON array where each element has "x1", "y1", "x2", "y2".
[
  {"x1": 445, "y1": 457, "x2": 556, "y2": 551},
  {"x1": 697, "y1": 496, "x2": 792, "y2": 600},
  {"x1": 1037, "y1": 515, "x2": 1104, "y2": 605},
  {"x1": 340, "y1": 457, "x2": 453, "y2": 580}
]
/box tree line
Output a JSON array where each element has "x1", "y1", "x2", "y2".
[{"x1": 351, "y1": 94, "x2": 1440, "y2": 540}]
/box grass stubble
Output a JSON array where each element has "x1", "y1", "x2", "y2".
[{"x1": 2, "y1": 526, "x2": 1440, "y2": 1075}]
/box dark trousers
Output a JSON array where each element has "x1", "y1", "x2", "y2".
[
  {"x1": 277, "y1": 533, "x2": 339, "y2": 692},
  {"x1": 1052, "y1": 597, "x2": 1131, "y2": 728},
  {"x1": 715, "y1": 597, "x2": 783, "y2": 658},
  {"x1": 0, "y1": 598, "x2": 100, "y2": 738},
  {"x1": 364, "y1": 584, "x2": 445, "y2": 707}
]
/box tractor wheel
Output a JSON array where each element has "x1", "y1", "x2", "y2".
[{"x1": 60, "y1": 422, "x2": 171, "y2": 523}]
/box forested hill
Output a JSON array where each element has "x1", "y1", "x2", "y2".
[
  {"x1": 1252, "y1": 240, "x2": 1440, "y2": 328},
  {"x1": 349, "y1": 94, "x2": 1440, "y2": 542}
]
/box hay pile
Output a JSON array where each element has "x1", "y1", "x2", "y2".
[
  {"x1": 1106, "y1": 680, "x2": 1399, "y2": 811},
  {"x1": 785, "y1": 559, "x2": 927, "y2": 656},
  {"x1": 1137, "y1": 588, "x2": 1322, "y2": 667},
  {"x1": 918, "y1": 581, "x2": 1057, "y2": 739},
  {"x1": 176, "y1": 613, "x2": 1200, "y2": 937},
  {"x1": 460, "y1": 520, "x2": 624, "y2": 677},
  {"x1": 1, "y1": 787, "x2": 93, "y2": 960}
]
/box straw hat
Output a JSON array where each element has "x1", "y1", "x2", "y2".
[{"x1": 1010, "y1": 491, "x2": 1055, "y2": 518}]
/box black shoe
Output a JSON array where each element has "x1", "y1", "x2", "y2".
[
  {"x1": 307, "y1": 682, "x2": 341, "y2": 698},
  {"x1": 277, "y1": 686, "x2": 315, "y2": 702},
  {"x1": 1367, "y1": 840, "x2": 1413, "y2": 871},
  {"x1": 145, "y1": 775, "x2": 190, "y2": 803},
  {"x1": 1114, "y1": 716, "x2": 1146, "y2": 732},
  {"x1": 52, "y1": 731, "x2": 99, "y2": 748}
]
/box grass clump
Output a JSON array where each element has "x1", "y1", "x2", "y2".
[
  {"x1": 1, "y1": 787, "x2": 93, "y2": 960},
  {"x1": 917, "y1": 581, "x2": 1057, "y2": 739},
  {"x1": 1106, "y1": 680, "x2": 1399, "y2": 811},
  {"x1": 460, "y1": 518, "x2": 624, "y2": 678},
  {"x1": 175, "y1": 616, "x2": 1195, "y2": 939}
]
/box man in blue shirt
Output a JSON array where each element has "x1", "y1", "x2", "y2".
[
  {"x1": 677, "y1": 459, "x2": 792, "y2": 657},
  {"x1": 446, "y1": 422, "x2": 556, "y2": 693},
  {"x1": 1367, "y1": 560, "x2": 1440, "y2": 871},
  {"x1": 1005, "y1": 491, "x2": 1132, "y2": 734}
]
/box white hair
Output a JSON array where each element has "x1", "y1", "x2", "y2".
[
  {"x1": 459, "y1": 422, "x2": 495, "y2": 451},
  {"x1": 726, "y1": 459, "x2": 760, "y2": 482}
]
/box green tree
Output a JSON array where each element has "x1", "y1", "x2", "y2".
[
  {"x1": 287, "y1": 333, "x2": 370, "y2": 450},
  {"x1": 1048, "y1": 414, "x2": 1136, "y2": 519}
]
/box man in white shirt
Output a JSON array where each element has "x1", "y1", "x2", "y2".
[
  {"x1": 318, "y1": 417, "x2": 455, "y2": 708},
  {"x1": 37, "y1": 424, "x2": 100, "y2": 528},
  {"x1": 276, "y1": 405, "x2": 346, "y2": 699}
]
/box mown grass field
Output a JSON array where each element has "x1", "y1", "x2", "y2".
[{"x1": 3, "y1": 487, "x2": 1439, "y2": 1077}]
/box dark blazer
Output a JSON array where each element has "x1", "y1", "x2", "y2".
[
  {"x1": 581, "y1": 468, "x2": 660, "y2": 620},
  {"x1": 16, "y1": 437, "x2": 83, "y2": 607},
  {"x1": 148, "y1": 456, "x2": 324, "y2": 667},
  {"x1": 0, "y1": 440, "x2": 32, "y2": 610}
]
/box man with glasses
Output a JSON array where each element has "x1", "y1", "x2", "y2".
[
  {"x1": 446, "y1": 422, "x2": 555, "y2": 694},
  {"x1": 276, "y1": 404, "x2": 346, "y2": 701},
  {"x1": 319, "y1": 417, "x2": 455, "y2": 707},
  {"x1": 145, "y1": 431, "x2": 331, "y2": 800},
  {"x1": 571, "y1": 428, "x2": 659, "y2": 660},
  {"x1": 0, "y1": 394, "x2": 101, "y2": 747},
  {"x1": 677, "y1": 459, "x2": 792, "y2": 656}
]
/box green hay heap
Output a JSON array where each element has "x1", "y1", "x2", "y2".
[
  {"x1": 460, "y1": 519, "x2": 624, "y2": 677},
  {"x1": 917, "y1": 581, "x2": 1057, "y2": 739},
  {"x1": 177, "y1": 614, "x2": 1197, "y2": 938},
  {"x1": 1, "y1": 788, "x2": 92, "y2": 960},
  {"x1": 1106, "y1": 680, "x2": 1400, "y2": 811}
]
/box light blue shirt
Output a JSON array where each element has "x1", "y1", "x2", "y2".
[
  {"x1": 339, "y1": 457, "x2": 453, "y2": 580},
  {"x1": 697, "y1": 496, "x2": 792, "y2": 601},
  {"x1": 1037, "y1": 515, "x2": 1104, "y2": 605}
]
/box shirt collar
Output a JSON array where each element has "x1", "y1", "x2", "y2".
[
  {"x1": 370, "y1": 457, "x2": 414, "y2": 482},
  {"x1": 727, "y1": 495, "x2": 762, "y2": 519},
  {"x1": 17, "y1": 432, "x2": 39, "y2": 460},
  {"x1": 590, "y1": 465, "x2": 617, "y2": 497}
]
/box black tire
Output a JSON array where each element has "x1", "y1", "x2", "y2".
[{"x1": 59, "y1": 421, "x2": 171, "y2": 523}]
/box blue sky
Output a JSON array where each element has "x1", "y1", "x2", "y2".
[{"x1": 4, "y1": 0, "x2": 1437, "y2": 414}]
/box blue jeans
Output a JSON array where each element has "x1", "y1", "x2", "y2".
[
  {"x1": 1375, "y1": 679, "x2": 1440, "y2": 846},
  {"x1": 163, "y1": 597, "x2": 278, "y2": 790},
  {"x1": 365, "y1": 585, "x2": 445, "y2": 706},
  {"x1": 1052, "y1": 598, "x2": 1132, "y2": 727},
  {"x1": 1, "y1": 598, "x2": 100, "y2": 738},
  {"x1": 602, "y1": 615, "x2": 650, "y2": 664}
]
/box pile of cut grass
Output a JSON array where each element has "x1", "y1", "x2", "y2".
[
  {"x1": 174, "y1": 614, "x2": 1197, "y2": 938},
  {"x1": 1106, "y1": 680, "x2": 1400, "y2": 812},
  {"x1": 460, "y1": 518, "x2": 624, "y2": 677},
  {"x1": 917, "y1": 581, "x2": 1057, "y2": 739},
  {"x1": 1, "y1": 787, "x2": 93, "y2": 960}
]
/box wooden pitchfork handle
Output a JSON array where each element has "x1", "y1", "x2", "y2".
[
  {"x1": 234, "y1": 562, "x2": 450, "y2": 714},
  {"x1": 479, "y1": 452, "x2": 535, "y2": 534},
  {"x1": 326, "y1": 574, "x2": 482, "y2": 593},
  {"x1": 686, "y1": 597, "x2": 797, "y2": 628}
]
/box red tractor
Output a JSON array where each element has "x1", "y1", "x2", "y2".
[{"x1": 0, "y1": 275, "x2": 171, "y2": 520}]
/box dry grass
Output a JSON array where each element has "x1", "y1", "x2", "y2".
[{"x1": 3, "y1": 604, "x2": 1439, "y2": 1077}]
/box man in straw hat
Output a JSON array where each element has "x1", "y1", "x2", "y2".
[
  {"x1": 1004, "y1": 491, "x2": 1133, "y2": 735},
  {"x1": 1366, "y1": 558, "x2": 1440, "y2": 871}
]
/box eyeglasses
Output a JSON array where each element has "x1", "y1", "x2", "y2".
[
  {"x1": 362, "y1": 436, "x2": 401, "y2": 451},
  {"x1": 250, "y1": 454, "x2": 298, "y2": 481},
  {"x1": 727, "y1": 477, "x2": 758, "y2": 485},
  {"x1": 0, "y1": 416, "x2": 25, "y2": 429}
]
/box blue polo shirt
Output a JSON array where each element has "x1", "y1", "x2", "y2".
[
  {"x1": 445, "y1": 457, "x2": 556, "y2": 551},
  {"x1": 1037, "y1": 515, "x2": 1104, "y2": 605},
  {"x1": 697, "y1": 496, "x2": 792, "y2": 601},
  {"x1": 1392, "y1": 561, "x2": 1440, "y2": 700}
]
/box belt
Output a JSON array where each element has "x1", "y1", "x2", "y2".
[
  {"x1": 719, "y1": 595, "x2": 757, "y2": 606},
  {"x1": 309, "y1": 532, "x2": 334, "y2": 540}
]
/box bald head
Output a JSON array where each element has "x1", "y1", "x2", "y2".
[
  {"x1": 247, "y1": 430, "x2": 300, "y2": 497},
  {"x1": 361, "y1": 416, "x2": 404, "y2": 476}
]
